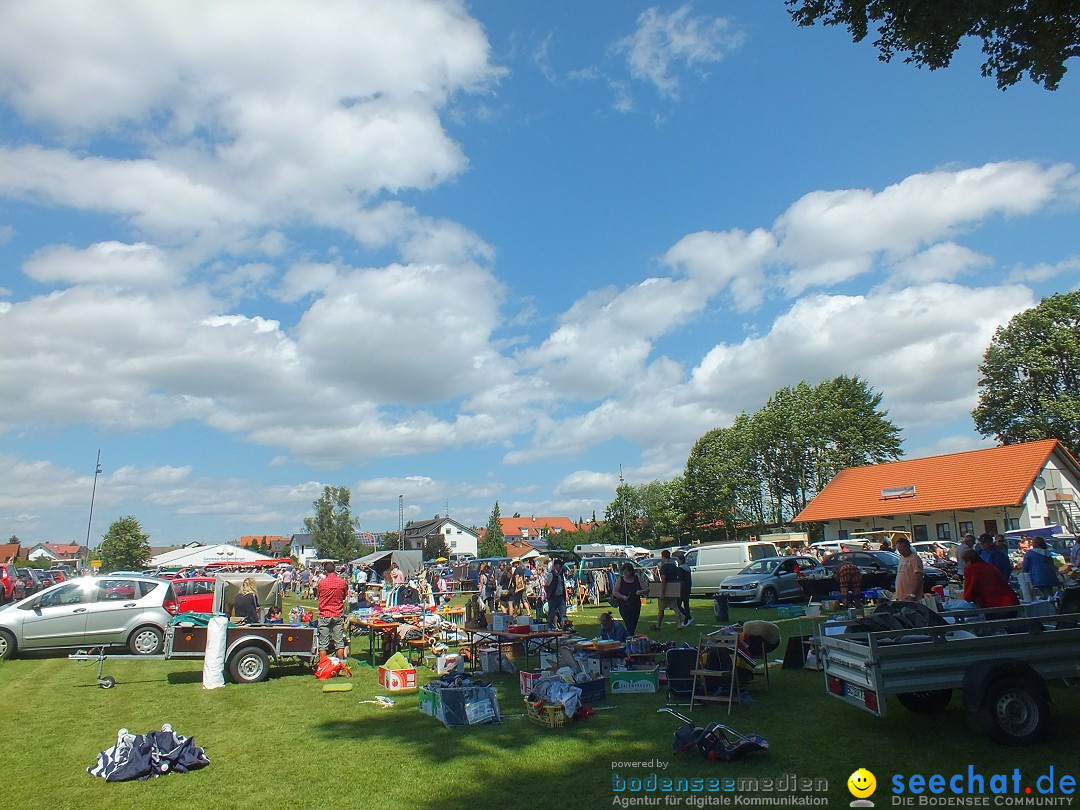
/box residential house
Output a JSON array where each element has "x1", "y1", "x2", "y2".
[
  {"x1": 25, "y1": 542, "x2": 89, "y2": 564},
  {"x1": 0, "y1": 541, "x2": 21, "y2": 564},
  {"x1": 794, "y1": 439, "x2": 1080, "y2": 542},
  {"x1": 497, "y1": 516, "x2": 578, "y2": 547},
  {"x1": 403, "y1": 516, "x2": 479, "y2": 556},
  {"x1": 238, "y1": 535, "x2": 292, "y2": 555}
]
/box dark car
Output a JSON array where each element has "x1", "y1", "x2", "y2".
[
  {"x1": 14, "y1": 569, "x2": 37, "y2": 599},
  {"x1": 802, "y1": 550, "x2": 947, "y2": 599},
  {"x1": 31, "y1": 570, "x2": 57, "y2": 590},
  {"x1": 575, "y1": 556, "x2": 653, "y2": 582}
]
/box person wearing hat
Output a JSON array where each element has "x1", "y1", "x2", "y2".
[{"x1": 598, "y1": 611, "x2": 629, "y2": 643}]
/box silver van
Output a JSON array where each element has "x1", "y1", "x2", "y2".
[{"x1": 685, "y1": 542, "x2": 779, "y2": 594}]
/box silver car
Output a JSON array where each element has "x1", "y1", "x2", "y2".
[
  {"x1": 0, "y1": 575, "x2": 176, "y2": 659},
  {"x1": 717, "y1": 556, "x2": 819, "y2": 606}
]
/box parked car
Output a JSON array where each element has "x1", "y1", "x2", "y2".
[
  {"x1": 14, "y1": 569, "x2": 36, "y2": 599},
  {"x1": 45, "y1": 568, "x2": 67, "y2": 584},
  {"x1": 170, "y1": 577, "x2": 216, "y2": 614},
  {"x1": 30, "y1": 570, "x2": 56, "y2": 590},
  {"x1": 717, "y1": 556, "x2": 820, "y2": 606},
  {"x1": 801, "y1": 550, "x2": 948, "y2": 599},
  {"x1": 0, "y1": 575, "x2": 178, "y2": 660},
  {"x1": 575, "y1": 556, "x2": 653, "y2": 582},
  {"x1": 0, "y1": 563, "x2": 18, "y2": 604},
  {"x1": 684, "y1": 542, "x2": 781, "y2": 594}
]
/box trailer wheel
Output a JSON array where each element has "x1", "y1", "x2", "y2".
[
  {"x1": 229, "y1": 646, "x2": 270, "y2": 684},
  {"x1": 977, "y1": 676, "x2": 1048, "y2": 746},
  {"x1": 98, "y1": 676, "x2": 116, "y2": 689},
  {"x1": 897, "y1": 689, "x2": 952, "y2": 714}
]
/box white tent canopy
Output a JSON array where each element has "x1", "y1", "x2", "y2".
[
  {"x1": 148, "y1": 543, "x2": 274, "y2": 568},
  {"x1": 350, "y1": 549, "x2": 422, "y2": 575}
]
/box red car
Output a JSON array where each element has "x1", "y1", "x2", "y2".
[
  {"x1": 0, "y1": 563, "x2": 16, "y2": 604},
  {"x1": 170, "y1": 577, "x2": 216, "y2": 614}
]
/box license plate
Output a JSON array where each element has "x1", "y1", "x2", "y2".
[{"x1": 845, "y1": 683, "x2": 865, "y2": 702}]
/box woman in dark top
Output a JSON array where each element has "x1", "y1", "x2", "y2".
[
  {"x1": 611, "y1": 562, "x2": 645, "y2": 635},
  {"x1": 233, "y1": 577, "x2": 260, "y2": 624}
]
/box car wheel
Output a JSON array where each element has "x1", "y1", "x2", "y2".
[
  {"x1": 976, "y1": 676, "x2": 1048, "y2": 746},
  {"x1": 897, "y1": 689, "x2": 952, "y2": 714},
  {"x1": 759, "y1": 587, "x2": 778, "y2": 607},
  {"x1": 228, "y1": 646, "x2": 270, "y2": 684},
  {"x1": 128, "y1": 625, "x2": 164, "y2": 655},
  {"x1": 0, "y1": 629, "x2": 15, "y2": 660}
]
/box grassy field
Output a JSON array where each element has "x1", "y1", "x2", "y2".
[{"x1": 1, "y1": 597, "x2": 1078, "y2": 810}]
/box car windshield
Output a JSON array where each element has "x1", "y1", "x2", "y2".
[
  {"x1": 867, "y1": 551, "x2": 901, "y2": 564},
  {"x1": 740, "y1": 560, "x2": 776, "y2": 575}
]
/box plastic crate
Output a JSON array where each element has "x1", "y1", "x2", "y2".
[
  {"x1": 777, "y1": 605, "x2": 806, "y2": 618},
  {"x1": 525, "y1": 699, "x2": 570, "y2": 728},
  {"x1": 578, "y1": 677, "x2": 606, "y2": 703}
]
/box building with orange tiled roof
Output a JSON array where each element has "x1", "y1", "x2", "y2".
[
  {"x1": 238, "y1": 535, "x2": 292, "y2": 555},
  {"x1": 794, "y1": 439, "x2": 1080, "y2": 543},
  {"x1": 26, "y1": 542, "x2": 88, "y2": 563},
  {"x1": 497, "y1": 516, "x2": 579, "y2": 545}
]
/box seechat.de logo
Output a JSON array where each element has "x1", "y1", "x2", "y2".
[{"x1": 848, "y1": 768, "x2": 877, "y2": 807}]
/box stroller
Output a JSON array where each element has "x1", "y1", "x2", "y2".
[{"x1": 657, "y1": 707, "x2": 769, "y2": 762}]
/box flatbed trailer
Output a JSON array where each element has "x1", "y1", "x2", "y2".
[
  {"x1": 820, "y1": 611, "x2": 1080, "y2": 745},
  {"x1": 70, "y1": 622, "x2": 318, "y2": 687}
]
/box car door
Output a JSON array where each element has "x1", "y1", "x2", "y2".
[
  {"x1": 773, "y1": 559, "x2": 802, "y2": 599},
  {"x1": 82, "y1": 578, "x2": 146, "y2": 645},
  {"x1": 21, "y1": 582, "x2": 91, "y2": 648}
]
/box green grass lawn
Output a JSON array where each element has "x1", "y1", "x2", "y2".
[{"x1": 2, "y1": 597, "x2": 1077, "y2": 810}]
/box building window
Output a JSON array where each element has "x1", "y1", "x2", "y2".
[
  {"x1": 1006, "y1": 517, "x2": 1020, "y2": 530},
  {"x1": 936, "y1": 523, "x2": 952, "y2": 541},
  {"x1": 838, "y1": 529, "x2": 849, "y2": 540},
  {"x1": 958, "y1": 521, "x2": 973, "y2": 537},
  {"x1": 913, "y1": 525, "x2": 928, "y2": 542}
]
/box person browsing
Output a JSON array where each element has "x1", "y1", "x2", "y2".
[{"x1": 316, "y1": 562, "x2": 349, "y2": 660}]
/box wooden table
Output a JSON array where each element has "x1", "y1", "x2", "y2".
[{"x1": 354, "y1": 619, "x2": 400, "y2": 667}]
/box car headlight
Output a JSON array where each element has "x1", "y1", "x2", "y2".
[{"x1": 747, "y1": 581, "x2": 759, "y2": 588}]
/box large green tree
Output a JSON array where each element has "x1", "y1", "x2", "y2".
[
  {"x1": 303, "y1": 485, "x2": 362, "y2": 561},
  {"x1": 786, "y1": 0, "x2": 1079, "y2": 90},
  {"x1": 683, "y1": 375, "x2": 902, "y2": 529},
  {"x1": 972, "y1": 291, "x2": 1080, "y2": 455},
  {"x1": 97, "y1": 516, "x2": 151, "y2": 572},
  {"x1": 423, "y1": 533, "x2": 451, "y2": 561},
  {"x1": 605, "y1": 479, "x2": 685, "y2": 547},
  {"x1": 479, "y1": 502, "x2": 507, "y2": 557}
]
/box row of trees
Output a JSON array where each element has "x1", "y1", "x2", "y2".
[{"x1": 72, "y1": 291, "x2": 1080, "y2": 566}]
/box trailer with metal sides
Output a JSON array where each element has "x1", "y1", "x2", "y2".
[{"x1": 820, "y1": 611, "x2": 1080, "y2": 745}]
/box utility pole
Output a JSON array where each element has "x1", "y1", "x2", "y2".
[
  {"x1": 398, "y1": 495, "x2": 404, "y2": 550},
  {"x1": 619, "y1": 464, "x2": 629, "y2": 546},
  {"x1": 85, "y1": 450, "x2": 102, "y2": 548}
]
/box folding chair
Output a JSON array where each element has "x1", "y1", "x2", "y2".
[
  {"x1": 665, "y1": 646, "x2": 698, "y2": 706},
  {"x1": 691, "y1": 632, "x2": 742, "y2": 715}
]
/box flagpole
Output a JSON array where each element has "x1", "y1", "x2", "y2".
[{"x1": 85, "y1": 450, "x2": 102, "y2": 548}]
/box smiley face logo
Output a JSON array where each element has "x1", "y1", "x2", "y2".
[{"x1": 847, "y1": 768, "x2": 876, "y2": 799}]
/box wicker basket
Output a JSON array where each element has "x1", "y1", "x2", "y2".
[{"x1": 525, "y1": 699, "x2": 570, "y2": 728}]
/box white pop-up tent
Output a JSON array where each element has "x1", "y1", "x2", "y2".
[
  {"x1": 213, "y1": 572, "x2": 281, "y2": 619},
  {"x1": 350, "y1": 549, "x2": 422, "y2": 577}
]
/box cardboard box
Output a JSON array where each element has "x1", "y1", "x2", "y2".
[
  {"x1": 378, "y1": 665, "x2": 418, "y2": 691},
  {"x1": 578, "y1": 676, "x2": 606, "y2": 703},
  {"x1": 436, "y1": 653, "x2": 464, "y2": 675},
  {"x1": 520, "y1": 670, "x2": 542, "y2": 695},
  {"x1": 610, "y1": 666, "x2": 659, "y2": 694},
  {"x1": 648, "y1": 582, "x2": 682, "y2": 599},
  {"x1": 419, "y1": 685, "x2": 442, "y2": 717}
]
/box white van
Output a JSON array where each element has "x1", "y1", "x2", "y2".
[{"x1": 684, "y1": 542, "x2": 779, "y2": 594}]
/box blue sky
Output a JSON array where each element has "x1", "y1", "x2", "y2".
[{"x1": 1, "y1": 0, "x2": 1078, "y2": 547}]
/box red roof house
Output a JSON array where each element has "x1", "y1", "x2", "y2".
[{"x1": 794, "y1": 439, "x2": 1080, "y2": 542}]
